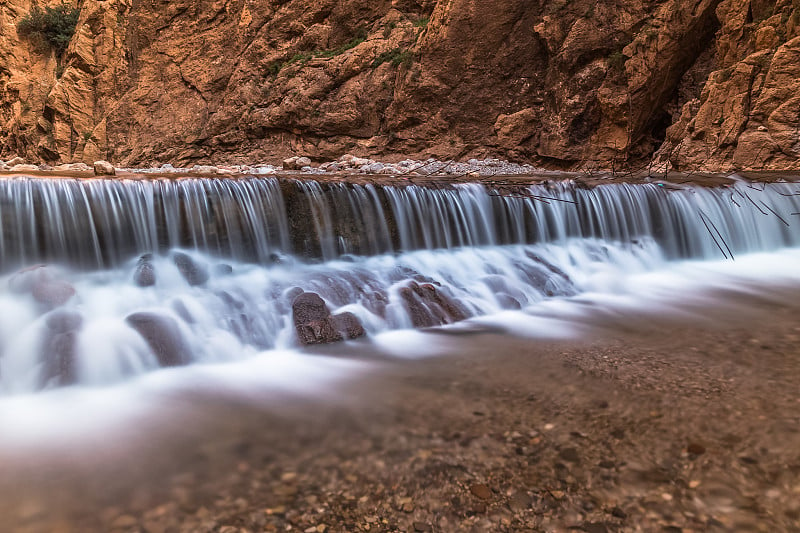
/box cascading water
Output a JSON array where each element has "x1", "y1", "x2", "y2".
[{"x1": 0, "y1": 176, "x2": 799, "y2": 394}]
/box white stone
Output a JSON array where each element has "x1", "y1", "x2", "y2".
[
  {"x1": 192, "y1": 165, "x2": 219, "y2": 175},
  {"x1": 11, "y1": 164, "x2": 41, "y2": 172},
  {"x1": 93, "y1": 160, "x2": 116, "y2": 176}
]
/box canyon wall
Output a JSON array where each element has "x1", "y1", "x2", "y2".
[{"x1": 1, "y1": 0, "x2": 799, "y2": 170}]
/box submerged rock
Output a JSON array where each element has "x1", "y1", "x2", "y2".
[
  {"x1": 8, "y1": 265, "x2": 76, "y2": 308},
  {"x1": 332, "y1": 311, "x2": 366, "y2": 340},
  {"x1": 40, "y1": 309, "x2": 84, "y2": 387},
  {"x1": 133, "y1": 254, "x2": 156, "y2": 287},
  {"x1": 292, "y1": 291, "x2": 366, "y2": 345},
  {"x1": 125, "y1": 312, "x2": 191, "y2": 367},
  {"x1": 292, "y1": 292, "x2": 339, "y2": 345},
  {"x1": 399, "y1": 281, "x2": 469, "y2": 328},
  {"x1": 173, "y1": 252, "x2": 209, "y2": 286}
]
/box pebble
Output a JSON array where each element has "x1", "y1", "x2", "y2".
[
  {"x1": 686, "y1": 442, "x2": 706, "y2": 456},
  {"x1": 469, "y1": 483, "x2": 493, "y2": 500},
  {"x1": 559, "y1": 447, "x2": 580, "y2": 463},
  {"x1": 508, "y1": 491, "x2": 531, "y2": 511}
]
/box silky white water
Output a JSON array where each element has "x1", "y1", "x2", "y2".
[{"x1": 0, "y1": 177, "x2": 799, "y2": 446}]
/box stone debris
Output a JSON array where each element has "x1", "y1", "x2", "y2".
[
  {"x1": 110, "y1": 156, "x2": 543, "y2": 178},
  {"x1": 9, "y1": 163, "x2": 40, "y2": 172},
  {"x1": 93, "y1": 160, "x2": 116, "y2": 176}
]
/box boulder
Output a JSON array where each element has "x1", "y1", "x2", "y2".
[
  {"x1": 5, "y1": 156, "x2": 25, "y2": 166},
  {"x1": 292, "y1": 291, "x2": 366, "y2": 345},
  {"x1": 125, "y1": 312, "x2": 191, "y2": 367},
  {"x1": 133, "y1": 254, "x2": 156, "y2": 287},
  {"x1": 40, "y1": 310, "x2": 84, "y2": 387},
  {"x1": 399, "y1": 281, "x2": 468, "y2": 328},
  {"x1": 282, "y1": 156, "x2": 300, "y2": 170},
  {"x1": 173, "y1": 252, "x2": 209, "y2": 286},
  {"x1": 332, "y1": 311, "x2": 366, "y2": 339},
  {"x1": 283, "y1": 156, "x2": 311, "y2": 170},
  {"x1": 93, "y1": 160, "x2": 116, "y2": 176},
  {"x1": 9, "y1": 265, "x2": 75, "y2": 308}
]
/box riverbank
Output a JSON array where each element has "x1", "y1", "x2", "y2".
[
  {"x1": 2, "y1": 277, "x2": 799, "y2": 532},
  {"x1": 2, "y1": 156, "x2": 799, "y2": 189}
]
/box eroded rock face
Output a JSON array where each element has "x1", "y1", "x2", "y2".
[{"x1": 1, "y1": 0, "x2": 798, "y2": 170}]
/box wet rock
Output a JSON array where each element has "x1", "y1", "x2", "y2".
[
  {"x1": 134, "y1": 254, "x2": 156, "y2": 287},
  {"x1": 559, "y1": 447, "x2": 580, "y2": 463},
  {"x1": 332, "y1": 311, "x2": 366, "y2": 340},
  {"x1": 399, "y1": 281, "x2": 469, "y2": 328},
  {"x1": 32, "y1": 279, "x2": 75, "y2": 307},
  {"x1": 213, "y1": 263, "x2": 233, "y2": 276},
  {"x1": 9, "y1": 266, "x2": 76, "y2": 308},
  {"x1": 173, "y1": 252, "x2": 209, "y2": 286},
  {"x1": 171, "y1": 299, "x2": 195, "y2": 324},
  {"x1": 93, "y1": 160, "x2": 116, "y2": 176},
  {"x1": 45, "y1": 309, "x2": 83, "y2": 333},
  {"x1": 125, "y1": 312, "x2": 191, "y2": 367},
  {"x1": 292, "y1": 292, "x2": 341, "y2": 345},
  {"x1": 495, "y1": 293, "x2": 522, "y2": 309},
  {"x1": 40, "y1": 310, "x2": 84, "y2": 387},
  {"x1": 687, "y1": 442, "x2": 706, "y2": 456}
]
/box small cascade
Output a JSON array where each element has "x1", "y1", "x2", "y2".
[
  {"x1": 0, "y1": 175, "x2": 799, "y2": 393},
  {"x1": 1, "y1": 177, "x2": 799, "y2": 270}
]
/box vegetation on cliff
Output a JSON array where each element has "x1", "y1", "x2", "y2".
[{"x1": 16, "y1": 2, "x2": 79, "y2": 56}]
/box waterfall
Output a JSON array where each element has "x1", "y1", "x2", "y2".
[{"x1": 0, "y1": 176, "x2": 798, "y2": 393}]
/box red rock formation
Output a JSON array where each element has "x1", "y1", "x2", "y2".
[{"x1": 1, "y1": 0, "x2": 798, "y2": 170}]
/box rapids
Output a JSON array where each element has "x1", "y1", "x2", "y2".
[{"x1": 0, "y1": 176, "x2": 798, "y2": 395}]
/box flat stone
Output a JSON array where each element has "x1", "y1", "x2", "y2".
[
  {"x1": 10, "y1": 163, "x2": 40, "y2": 172},
  {"x1": 469, "y1": 483, "x2": 493, "y2": 500}
]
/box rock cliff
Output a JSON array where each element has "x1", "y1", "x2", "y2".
[{"x1": 1, "y1": 0, "x2": 798, "y2": 170}]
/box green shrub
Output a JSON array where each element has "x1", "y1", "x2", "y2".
[
  {"x1": 17, "y1": 2, "x2": 79, "y2": 55},
  {"x1": 317, "y1": 36, "x2": 365, "y2": 58},
  {"x1": 372, "y1": 48, "x2": 414, "y2": 68}
]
